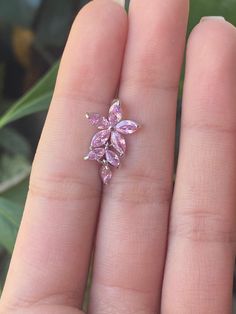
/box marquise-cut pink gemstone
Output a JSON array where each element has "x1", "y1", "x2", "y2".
[
  {"x1": 85, "y1": 148, "x2": 105, "y2": 161},
  {"x1": 100, "y1": 165, "x2": 112, "y2": 184},
  {"x1": 105, "y1": 150, "x2": 120, "y2": 168},
  {"x1": 86, "y1": 112, "x2": 109, "y2": 129},
  {"x1": 108, "y1": 99, "x2": 122, "y2": 126},
  {"x1": 91, "y1": 129, "x2": 111, "y2": 148},
  {"x1": 115, "y1": 120, "x2": 139, "y2": 134},
  {"x1": 111, "y1": 131, "x2": 126, "y2": 156}
]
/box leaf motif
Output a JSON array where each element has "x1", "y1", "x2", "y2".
[
  {"x1": 105, "y1": 150, "x2": 120, "y2": 168},
  {"x1": 115, "y1": 120, "x2": 139, "y2": 134},
  {"x1": 84, "y1": 148, "x2": 105, "y2": 161},
  {"x1": 86, "y1": 112, "x2": 109, "y2": 129},
  {"x1": 108, "y1": 99, "x2": 122, "y2": 126},
  {"x1": 91, "y1": 129, "x2": 111, "y2": 148},
  {"x1": 111, "y1": 131, "x2": 126, "y2": 156},
  {"x1": 100, "y1": 165, "x2": 112, "y2": 185}
]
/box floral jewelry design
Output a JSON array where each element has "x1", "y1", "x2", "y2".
[{"x1": 84, "y1": 99, "x2": 140, "y2": 184}]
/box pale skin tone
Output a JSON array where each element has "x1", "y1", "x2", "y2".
[{"x1": 0, "y1": 0, "x2": 235, "y2": 313}]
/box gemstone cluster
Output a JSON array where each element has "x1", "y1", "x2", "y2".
[{"x1": 84, "y1": 99, "x2": 140, "y2": 184}]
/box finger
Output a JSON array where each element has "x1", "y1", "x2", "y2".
[
  {"x1": 89, "y1": 0, "x2": 188, "y2": 313},
  {"x1": 0, "y1": 0, "x2": 127, "y2": 311},
  {"x1": 162, "y1": 19, "x2": 236, "y2": 313}
]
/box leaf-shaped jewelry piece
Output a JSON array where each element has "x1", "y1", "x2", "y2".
[
  {"x1": 100, "y1": 164, "x2": 112, "y2": 184},
  {"x1": 115, "y1": 120, "x2": 139, "y2": 134},
  {"x1": 111, "y1": 131, "x2": 126, "y2": 156},
  {"x1": 91, "y1": 129, "x2": 111, "y2": 148},
  {"x1": 105, "y1": 150, "x2": 120, "y2": 168},
  {"x1": 108, "y1": 99, "x2": 122, "y2": 126},
  {"x1": 84, "y1": 148, "x2": 105, "y2": 161},
  {"x1": 84, "y1": 98, "x2": 140, "y2": 184},
  {"x1": 86, "y1": 112, "x2": 109, "y2": 129}
]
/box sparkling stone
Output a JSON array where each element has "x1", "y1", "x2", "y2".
[
  {"x1": 108, "y1": 99, "x2": 122, "y2": 126},
  {"x1": 115, "y1": 120, "x2": 139, "y2": 134},
  {"x1": 105, "y1": 150, "x2": 120, "y2": 168},
  {"x1": 111, "y1": 131, "x2": 126, "y2": 156},
  {"x1": 91, "y1": 129, "x2": 111, "y2": 148},
  {"x1": 86, "y1": 112, "x2": 109, "y2": 129},
  {"x1": 100, "y1": 165, "x2": 112, "y2": 184},
  {"x1": 84, "y1": 148, "x2": 105, "y2": 161}
]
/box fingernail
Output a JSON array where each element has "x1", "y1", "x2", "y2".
[
  {"x1": 112, "y1": 0, "x2": 125, "y2": 7},
  {"x1": 200, "y1": 16, "x2": 225, "y2": 22}
]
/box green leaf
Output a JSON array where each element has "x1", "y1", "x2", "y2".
[
  {"x1": 0, "y1": 127, "x2": 31, "y2": 157},
  {"x1": 0, "y1": 62, "x2": 59, "y2": 128},
  {"x1": 1, "y1": 177, "x2": 29, "y2": 207},
  {"x1": 0, "y1": 153, "x2": 31, "y2": 194},
  {"x1": 0, "y1": 197, "x2": 23, "y2": 253},
  {"x1": 0, "y1": 249, "x2": 11, "y2": 294}
]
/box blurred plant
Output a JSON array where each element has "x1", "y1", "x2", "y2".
[{"x1": 0, "y1": 0, "x2": 236, "y2": 302}]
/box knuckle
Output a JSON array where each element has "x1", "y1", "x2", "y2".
[
  {"x1": 29, "y1": 171, "x2": 100, "y2": 203},
  {"x1": 182, "y1": 120, "x2": 236, "y2": 136},
  {"x1": 169, "y1": 210, "x2": 236, "y2": 244},
  {"x1": 53, "y1": 89, "x2": 108, "y2": 114},
  {"x1": 0, "y1": 295, "x2": 32, "y2": 313},
  {"x1": 92, "y1": 282, "x2": 156, "y2": 314},
  {"x1": 105, "y1": 173, "x2": 172, "y2": 208},
  {"x1": 121, "y1": 70, "x2": 179, "y2": 94},
  {"x1": 0, "y1": 290, "x2": 81, "y2": 313}
]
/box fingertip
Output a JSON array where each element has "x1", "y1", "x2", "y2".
[
  {"x1": 68, "y1": 0, "x2": 128, "y2": 47},
  {"x1": 186, "y1": 18, "x2": 236, "y2": 80},
  {"x1": 200, "y1": 16, "x2": 225, "y2": 22},
  {"x1": 183, "y1": 16, "x2": 236, "y2": 128},
  {"x1": 111, "y1": 0, "x2": 126, "y2": 8},
  {"x1": 188, "y1": 18, "x2": 236, "y2": 54},
  {"x1": 55, "y1": 0, "x2": 128, "y2": 101},
  {"x1": 79, "y1": 0, "x2": 127, "y2": 21}
]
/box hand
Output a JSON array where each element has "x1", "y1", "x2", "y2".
[{"x1": 0, "y1": 0, "x2": 235, "y2": 313}]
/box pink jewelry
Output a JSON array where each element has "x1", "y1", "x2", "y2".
[{"x1": 84, "y1": 99, "x2": 140, "y2": 184}]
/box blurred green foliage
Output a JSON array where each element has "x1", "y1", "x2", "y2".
[
  {"x1": 0, "y1": 0, "x2": 236, "y2": 299},
  {"x1": 0, "y1": 62, "x2": 59, "y2": 128},
  {"x1": 0, "y1": 0, "x2": 41, "y2": 27}
]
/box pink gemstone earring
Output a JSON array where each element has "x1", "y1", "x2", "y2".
[{"x1": 84, "y1": 98, "x2": 140, "y2": 184}]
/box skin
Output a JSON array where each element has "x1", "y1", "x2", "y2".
[{"x1": 0, "y1": 0, "x2": 235, "y2": 313}]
